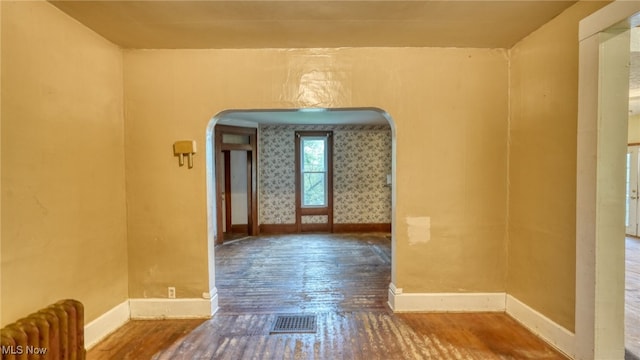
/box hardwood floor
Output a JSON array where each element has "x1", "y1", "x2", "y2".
[
  {"x1": 627, "y1": 237, "x2": 640, "y2": 359},
  {"x1": 216, "y1": 233, "x2": 391, "y2": 314},
  {"x1": 88, "y1": 233, "x2": 567, "y2": 360},
  {"x1": 153, "y1": 312, "x2": 564, "y2": 360},
  {"x1": 87, "y1": 319, "x2": 206, "y2": 359}
]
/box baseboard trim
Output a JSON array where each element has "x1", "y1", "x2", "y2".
[
  {"x1": 85, "y1": 291, "x2": 218, "y2": 348},
  {"x1": 505, "y1": 295, "x2": 575, "y2": 359},
  {"x1": 84, "y1": 300, "x2": 130, "y2": 349},
  {"x1": 260, "y1": 223, "x2": 392, "y2": 234},
  {"x1": 387, "y1": 287, "x2": 573, "y2": 357},
  {"x1": 333, "y1": 223, "x2": 392, "y2": 233},
  {"x1": 259, "y1": 224, "x2": 297, "y2": 234},
  {"x1": 387, "y1": 284, "x2": 506, "y2": 312},
  {"x1": 129, "y1": 296, "x2": 218, "y2": 320},
  {"x1": 230, "y1": 224, "x2": 248, "y2": 233}
]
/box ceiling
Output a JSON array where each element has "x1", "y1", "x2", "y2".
[
  {"x1": 217, "y1": 108, "x2": 390, "y2": 126},
  {"x1": 49, "y1": 0, "x2": 578, "y2": 49}
]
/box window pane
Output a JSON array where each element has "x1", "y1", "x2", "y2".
[
  {"x1": 302, "y1": 139, "x2": 325, "y2": 172},
  {"x1": 303, "y1": 173, "x2": 326, "y2": 206},
  {"x1": 222, "y1": 133, "x2": 250, "y2": 144}
]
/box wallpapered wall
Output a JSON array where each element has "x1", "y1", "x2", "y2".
[{"x1": 259, "y1": 124, "x2": 392, "y2": 225}]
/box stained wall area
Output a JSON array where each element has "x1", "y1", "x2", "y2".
[
  {"x1": 258, "y1": 124, "x2": 392, "y2": 227},
  {"x1": 507, "y1": 1, "x2": 609, "y2": 332},
  {"x1": 1, "y1": 1, "x2": 128, "y2": 325}
]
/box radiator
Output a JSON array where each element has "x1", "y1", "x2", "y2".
[{"x1": 1, "y1": 299, "x2": 86, "y2": 360}]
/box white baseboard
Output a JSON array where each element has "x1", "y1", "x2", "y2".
[
  {"x1": 83, "y1": 292, "x2": 219, "y2": 348},
  {"x1": 387, "y1": 287, "x2": 575, "y2": 358},
  {"x1": 129, "y1": 296, "x2": 218, "y2": 320},
  {"x1": 84, "y1": 300, "x2": 130, "y2": 349},
  {"x1": 388, "y1": 284, "x2": 506, "y2": 312},
  {"x1": 506, "y1": 295, "x2": 575, "y2": 359}
]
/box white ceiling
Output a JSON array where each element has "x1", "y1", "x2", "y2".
[{"x1": 217, "y1": 108, "x2": 391, "y2": 126}]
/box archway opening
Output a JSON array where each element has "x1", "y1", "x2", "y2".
[{"x1": 205, "y1": 107, "x2": 398, "y2": 313}]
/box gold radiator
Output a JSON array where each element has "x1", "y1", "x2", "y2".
[{"x1": 1, "y1": 299, "x2": 86, "y2": 360}]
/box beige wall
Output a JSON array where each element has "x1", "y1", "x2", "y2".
[
  {"x1": 508, "y1": 1, "x2": 609, "y2": 332},
  {"x1": 629, "y1": 114, "x2": 640, "y2": 143},
  {"x1": 0, "y1": 1, "x2": 128, "y2": 325},
  {"x1": 124, "y1": 47, "x2": 509, "y2": 298}
]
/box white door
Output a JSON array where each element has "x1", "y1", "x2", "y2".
[{"x1": 626, "y1": 145, "x2": 640, "y2": 235}]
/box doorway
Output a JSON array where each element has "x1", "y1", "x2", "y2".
[
  {"x1": 205, "y1": 107, "x2": 397, "y2": 331},
  {"x1": 576, "y1": 3, "x2": 640, "y2": 358},
  {"x1": 221, "y1": 150, "x2": 251, "y2": 241},
  {"x1": 215, "y1": 125, "x2": 258, "y2": 245}
]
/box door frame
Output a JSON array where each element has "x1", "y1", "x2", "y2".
[
  {"x1": 223, "y1": 150, "x2": 232, "y2": 234},
  {"x1": 576, "y1": 2, "x2": 640, "y2": 358},
  {"x1": 627, "y1": 145, "x2": 640, "y2": 236},
  {"x1": 215, "y1": 125, "x2": 258, "y2": 244}
]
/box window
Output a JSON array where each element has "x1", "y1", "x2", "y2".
[
  {"x1": 301, "y1": 136, "x2": 328, "y2": 207},
  {"x1": 294, "y1": 130, "x2": 333, "y2": 232}
]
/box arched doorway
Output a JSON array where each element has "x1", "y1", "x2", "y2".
[{"x1": 205, "y1": 107, "x2": 398, "y2": 311}]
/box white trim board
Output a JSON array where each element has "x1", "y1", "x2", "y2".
[
  {"x1": 84, "y1": 300, "x2": 130, "y2": 349},
  {"x1": 388, "y1": 287, "x2": 506, "y2": 312},
  {"x1": 84, "y1": 295, "x2": 219, "y2": 349},
  {"x1": 387, "y1": 287, "x2": 575, "y2": 358},
  {"x1": 129, "y1": 296, "x2": 218, "y2": 320},
  {"x1": 506, "y1": 295, "x2": 575, "y2": 359},
  {"x1": 579, "y1": 1, "x2": 640, "y2": 41},
  {"x1": 83, "y1": 295, "x2": 218, "y2": 349}
]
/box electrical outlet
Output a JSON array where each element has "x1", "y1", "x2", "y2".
[{"x1": 168, "y1": 287, "x2": 176, "y2": 299}]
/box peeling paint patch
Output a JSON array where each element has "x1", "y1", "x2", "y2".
[{"x1": 406, "y1": 217, "x2": 431, "y2": 245}]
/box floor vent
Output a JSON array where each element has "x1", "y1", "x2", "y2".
[{"x1": 270, "y1": 314, "x2": 317, "y2": 334}]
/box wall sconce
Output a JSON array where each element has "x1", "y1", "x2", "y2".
[{"x1": 173, "y1": 140, "x2": 196, "y2": 169}]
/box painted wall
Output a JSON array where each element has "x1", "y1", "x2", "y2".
[
  {"x1": 508, "y1": 1, "x2": 609, "y2": 332},
  {"x1": 629, "y1": 114, "x2": 640, "y2": 143},
  {"x1": 1, "y1": 1, "x2": 128, "y2": 325},
  {"x1": 259, "y1": 124, "x2": 392, "y2": 225},
  {"x1": 123, "y1": 47, "x2": 509, "y2": 299}
]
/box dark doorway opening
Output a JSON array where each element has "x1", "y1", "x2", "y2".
[{"x1": 215, "y1": 125, "x2": 258, "y2": 244}]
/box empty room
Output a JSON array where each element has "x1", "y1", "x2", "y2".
[{"x1": 2, "y1": 1, "x2": 638, "y2": 359}]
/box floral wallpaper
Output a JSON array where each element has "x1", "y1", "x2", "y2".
[
  {"x1": 259, "y1": 125, "x2": 391, "y2": 225},
  {"x1": 333, "y1": 129, "x2": 392, "y2": 223},
  {"x1": 259, "y1": 126, "x2": 297, "y2": 224}
]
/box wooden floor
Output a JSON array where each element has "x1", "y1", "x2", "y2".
[
  {"x1": 627, "y1": 237, "x2": 640, "y2": 359},
  {"x1": 88, "y1": 233, "x2": 567, "y2": 360},
  {"x1": 216, "y1": 233, "x2": 391, "y2": 314}
]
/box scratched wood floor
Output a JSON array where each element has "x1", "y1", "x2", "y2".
[
  {"x1": 88, "y1": 233, "x2": 567, "y2": 360},
  {"x1": 627, "y1": 237, "x2": 640, "y2": 359}
]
